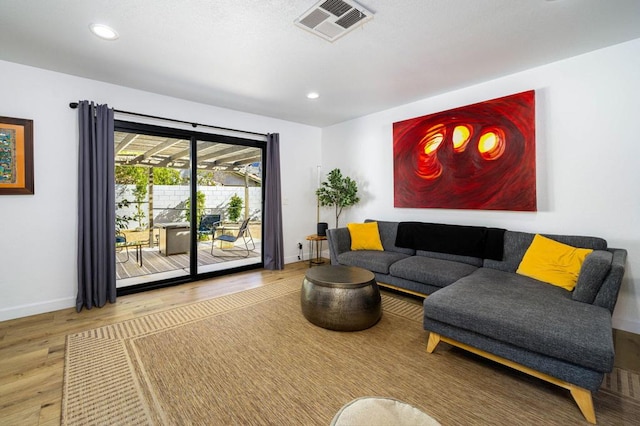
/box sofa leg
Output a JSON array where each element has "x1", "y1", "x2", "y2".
[
  {"x1": 569, "y1": 386, "x2": 596, "y2": 424},
  {"x1": 424, "y1": 332, "x2": 598, "y2": 424},
  {"x1": 426, "y1": 332, "x2": 441, "y2": 353}
]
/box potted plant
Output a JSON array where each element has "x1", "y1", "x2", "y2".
[
  {"x1": 185, "y1": 191, "x2": 208, "y2": 240},
  {"x1": 316, "y1": 168, "x2": 360, "y2": 228},
  {"x1": 115, "y1": 199, "x2": 133, "y2": 233},
  {"x1": 227, "y1": 193, "x2": 243, "y2": 222}
]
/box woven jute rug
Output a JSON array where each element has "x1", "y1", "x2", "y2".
[{"x1": 62, "y1": 277, "x2": 640, "y2": 425}]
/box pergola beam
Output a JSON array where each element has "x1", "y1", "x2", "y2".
[
  {"x1": 197, "y1": 145, "x2": 249, "y2": 162},
  {"x1": 127, "y1": 138, "x2": 184, "y2": 165},
  {"x1": 115, "y1": 134, "x2": 139, "y2": 154}
]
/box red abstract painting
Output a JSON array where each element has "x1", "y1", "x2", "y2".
[{"x1": 393, "y1": 90, "x2": 536, "y2": 211}]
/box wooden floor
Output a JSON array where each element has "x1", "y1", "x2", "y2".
[
  {"x1": 1, "y1": 260, "x2": 639, "y2": 425},
  {"x1": 0, "y1": 261, "x2": 308, "y2": 425}
]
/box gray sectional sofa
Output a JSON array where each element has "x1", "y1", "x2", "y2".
[{"x1": 326, "y1": 219, "x2": 627, "y2": 424}]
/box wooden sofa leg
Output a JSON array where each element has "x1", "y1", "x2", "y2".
[
  {"x1": 425, "y1": 333, "x2": 599, "y2": 423},
  {"x1": 569, "y1": 386, "x2": 596, "y2": 424},
  {"x1": 426, "y1": 332, "x2": 441, "y2": 353}
]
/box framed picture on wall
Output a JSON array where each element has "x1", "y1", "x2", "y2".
[
  {"x1": 393, "y1": 90, "x2": 536, "y2": 211},
  {"x1": 0, "y1": 116, "x2": 34, "y2": 195}
]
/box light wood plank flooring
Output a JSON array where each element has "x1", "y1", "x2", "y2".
[
  {"x1": 0, "y1": 261, "x2": 308, "y2": 425},
  {"x1": 1, "y1": 260, "x2": 638, "y2": 425}
]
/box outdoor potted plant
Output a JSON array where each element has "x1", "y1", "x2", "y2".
[{"x1": 227, "y1": 193, "x2": 243, "y2": 222}]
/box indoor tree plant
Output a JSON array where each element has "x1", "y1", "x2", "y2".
[{"x1": 316, "y1": 168, "x2": 360, "y2": 228}]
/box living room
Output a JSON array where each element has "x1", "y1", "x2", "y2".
[{"x1": 1, "y1": 1, "x2": 640, "y2": 424}]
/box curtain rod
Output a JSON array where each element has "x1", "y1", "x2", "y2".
[{"x1": 68, "y1": 102, "x2": 268, "y2": 137}]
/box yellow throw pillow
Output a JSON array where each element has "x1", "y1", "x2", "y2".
[
  {"x1": 347, "y1": 222, "x2": 384, "y2": 251},
  {"x1": 517, "y1": 234, "x2": 593, "y2": 291}
]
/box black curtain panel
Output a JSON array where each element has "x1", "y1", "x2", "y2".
[
  {"x1": 263, "y1": 133, "x2": 284, "y2": 270},
  {"x1": 76, "y1": 101, "x2": 117, "y2": 311}
]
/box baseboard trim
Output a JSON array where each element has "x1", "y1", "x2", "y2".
[
  {"x1": 0, "y1": 297, "x2": 75, "y2": 322},
  {"x1": 612, "y1": 318, "x2": 640, "y2": 335}
]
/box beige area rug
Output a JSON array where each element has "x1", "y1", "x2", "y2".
[{"x1": 62, "y1": 278, "x2": 640, "y2": 425}]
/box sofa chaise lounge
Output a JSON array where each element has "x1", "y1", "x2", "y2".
[{"x1": 326, "y1": 220, "x2": 626, "y2": 424}]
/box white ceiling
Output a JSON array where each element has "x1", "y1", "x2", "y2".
[{"x1": 1, "y1": 0, "x2": 639, "y2": 127}]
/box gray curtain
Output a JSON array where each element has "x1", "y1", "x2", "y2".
[
  {"x1": 263, "y1": 133, "x2": 284, "y2": 270},
  {"x1": 76, "y1": 101, "x2": 117, "y2": 311}
]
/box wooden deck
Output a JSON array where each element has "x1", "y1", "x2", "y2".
[
  {"x1": 117, "y1": 224, "x2": 262, "y2": 282},
  {"x1": 116, "y1": 240, "x2": 261, "y2": 281}
]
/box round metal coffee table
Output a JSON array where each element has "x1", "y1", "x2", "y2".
[{"x1": 301, "y1": 265, "x2": 381, "y2": 331}]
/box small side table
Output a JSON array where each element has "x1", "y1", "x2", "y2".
[
  {"x1": 306, "y1": 234, "x2": 327, "y2": 267},
  {"x1": 116, "y1": 240, "x2": 143, "y2": 267}
]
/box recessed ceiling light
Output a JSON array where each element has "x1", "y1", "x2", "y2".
[
  {"x1": 89, "y1": 23, "x2": 119, "y2": 40},
  {"x1": 307, "y1": 92, "x2": 320, "y2": 99}
]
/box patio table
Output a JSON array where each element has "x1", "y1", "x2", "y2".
[{"x1": 116, "y1": 240, "x2": 143, "y2": 266}]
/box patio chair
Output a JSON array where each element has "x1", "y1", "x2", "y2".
[
  {"x1": 116, "y1": 232, "x2": 129, "y2": 263},
  {"x1": 197, "y1": 214, "x2": 221, "y2": 240},
  {"x1": 211, "y1": 218, "x2": 255, "y2": 257}
]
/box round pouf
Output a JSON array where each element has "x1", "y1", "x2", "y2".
[
  {"x1": 330, "y1": 397, "x2": 441, "y2": 426},
  {"x1": 301, "y1": 265, "x2": 381, "y2": 331}
]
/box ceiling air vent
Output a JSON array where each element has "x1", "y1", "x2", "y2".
[{"x1": 295, "y1": 0, "x2": 374, "y2": 42}]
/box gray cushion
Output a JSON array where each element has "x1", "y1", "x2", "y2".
[
  {"x1": 337, "y1": 251, "x2": 410, "y2": 274},
  {"x1": 482, "y1": 231, "x2": 534, "y2": 272},
  {"x1": 390, "y1": 256, "x2": 478, "y2": 288},
  {"x1": 416, "y1": 250, "x2": 483, "y2": 267},
  {"x1": 573, "y1": 250, "x2": 613, "y2": 304},
  {"x1": 365, "y1": 219, "x2": 415, "y2": 255},
  {"x1": 327, "y1": 227, "x2": 352, "y2": 256},
  {"x1": 423, "y1": 268, "x2": 614, "y2": 372},
  {"x1": 593, "y1": 249, "x2": 627, "y2": 312},
  {"x1": 374, "y1": 273, "x2": 442, "y2": 296},
  {"x1": 484, "y1": 230, "x2": 608, "y2": 273},
  {"x1": 553, "y1": 234, "x2": 608, "y2": 250}
]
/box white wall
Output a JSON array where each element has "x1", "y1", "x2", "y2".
[
  {"x1": 320, "y1": 38, "x2": 640, "y2": 333},
  {"x1": 0, "y1": 60, "x2": 321, "y2": 321}
]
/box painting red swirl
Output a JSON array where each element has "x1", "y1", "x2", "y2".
[{"x1": 393, "y1": 90, "x2": 536, "y2": 211}]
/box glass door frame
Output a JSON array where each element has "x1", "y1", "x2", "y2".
[{"x1": 114, "y1": 120, "x2": 266, "y2": 296}]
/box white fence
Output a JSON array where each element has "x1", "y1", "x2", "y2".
[{"x1": 116, "y1": 185, "x2": 262, "y2": 229}]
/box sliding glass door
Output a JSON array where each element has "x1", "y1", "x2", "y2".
[
  {"x1": 195, "y1": 140, "x2": 262, "y2": 274},
  {"x1": 114, "y1": 121, "x2": 264, "y2": 291}
]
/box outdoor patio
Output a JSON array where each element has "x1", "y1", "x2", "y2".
[{"x1": 116, "y1": 223, "x2": 262, "y2": 285}]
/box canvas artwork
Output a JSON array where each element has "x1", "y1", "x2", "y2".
[
  {"x1": 0, "y1": 127, "x2": 17, "y2": 183},
  {"x1": 393, "y1": 90, "x2": 536, "y2": 211},
  {"x1": 0, "y1": 116, "x2": 34, "y2": 195}
]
